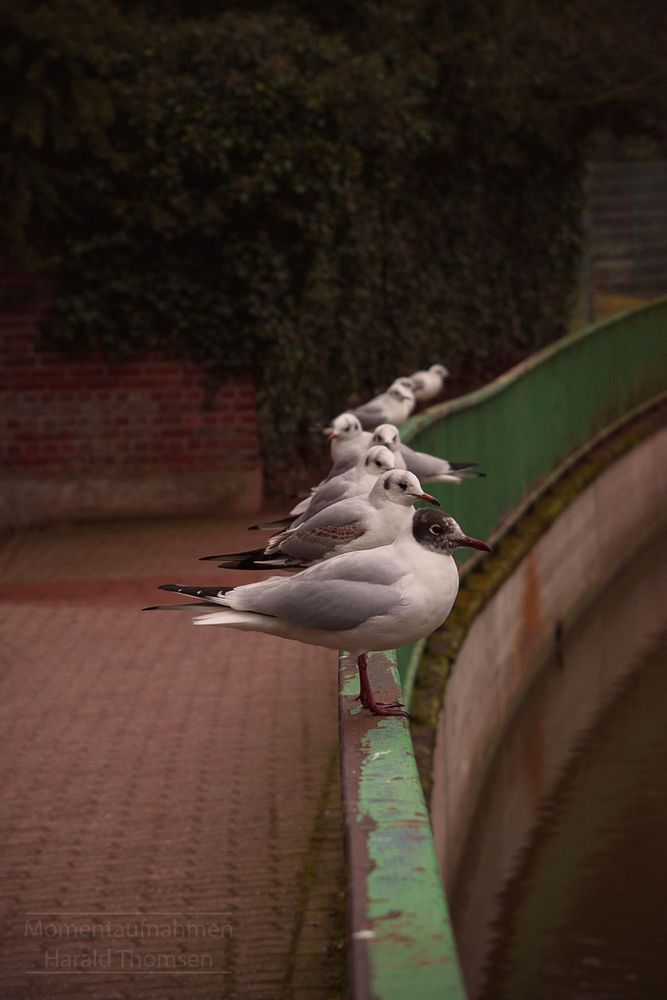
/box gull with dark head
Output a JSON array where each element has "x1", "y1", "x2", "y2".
[{"x1": 146, "y1": 508, "x2": 491, "y2": 718}]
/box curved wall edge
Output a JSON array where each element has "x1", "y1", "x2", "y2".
[{"x1": 429, "y1": 422, "x2": 667, "y2": 888}]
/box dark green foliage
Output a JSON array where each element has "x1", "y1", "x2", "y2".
[{"x1": 2, "y1": 1, "x2": 665, "y2": 482}]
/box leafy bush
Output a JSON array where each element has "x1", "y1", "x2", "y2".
[{"x1": 2, "y1": 2, "x2": 664, "y2": 482}]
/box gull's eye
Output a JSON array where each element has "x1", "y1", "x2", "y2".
[
  {"x1": 430, "y1": 524, "x2": 443, "y2": 535},
  {"x1": 399, "y1": 481, "x2": 408, "y2": 491},
  {"x1": 393, "y1": 436, "x2": 398, "y2": 443},
  {"x1": 375, "y1": 460, "x2": 382, "y2": 467}
]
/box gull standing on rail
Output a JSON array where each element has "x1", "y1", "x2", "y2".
[
  {"x1": 410, "y1": 364, "x2": 450, "y2": 403},
  {"x1": 200, "y1": 470, "x2": 439, "y2": 571},
  {"x1": 370, "y1": 424, "x2": 481, "y2": 484},
  {"x1": 249, "y1": 445, "x2": 397, "y2": 532},
  {"x1": 351, "y1": 381, "x2": 416, "y2": 430},
  {"x1": 144, "y1": 509, "x2": 491, "y2": 718},
  {"x1": 323, "y1": 413, "x2": 373, "y2": 465}
]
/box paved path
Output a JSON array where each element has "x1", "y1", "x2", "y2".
[{"x1": 0, "y1": 514, "x2": 345, "y2": 999}]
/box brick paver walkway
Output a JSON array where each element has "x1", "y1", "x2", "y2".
[{"x1": 0, "y1": 513, "x2": 345, "y2": 999}]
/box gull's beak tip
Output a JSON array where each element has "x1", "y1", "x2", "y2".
[{"x1": 465, "y1": 537, "x2": 492, "y2": 553}]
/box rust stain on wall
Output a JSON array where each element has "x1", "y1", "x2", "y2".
[{"x1": 514, "y1": 550, "x2": 546, "y2": 798}]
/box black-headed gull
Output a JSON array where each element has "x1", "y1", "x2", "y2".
[
  {"x1": 248, "y1": 445, "x2": 397, "y2": 532},
  {"x1": 201, "y1": 470, "x2": 439, "y2": 571},
  {"x1": 323, "y1": 413, "x2": 372, "y2": 465},
  {"x1": 370, "y1": 424, "x2": 480, "y2": 484},
  {"x1": 352, "y1": 381, "x2": 416, "y2": 430},
  {"x1": 410, "y1": 364, "x2": 450, "y2": 403},
  {"x1": 145, "y1": 509, "x2": 491, "y2": 717}
]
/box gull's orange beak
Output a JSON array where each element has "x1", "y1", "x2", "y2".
[{"x1": 412, "y1": 492, "x2": 440, "y2": 506}]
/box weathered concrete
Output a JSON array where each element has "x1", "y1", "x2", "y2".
[
  {"x1": 429, "y1": 422, "x2": 667, "y2": 892},
  {"x1": 451, "y1": 525, "x2": 667, "y2": 999}
]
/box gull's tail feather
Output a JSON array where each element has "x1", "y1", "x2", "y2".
[
  {"x1": 447, "y1": 461, "x2": 486, "y2": 480},
  {"x1": 199, "y1": 547, "x2": 265, "y2": 562},
  {"x1": 193, "y1": 609, "x2": 268, "y2": 627},
  {"x1": 216, "y1": 556, "x2": 305, "y2": 572},
  {"x1": 248, "y1": 516, "x2": 295, "y2": 532},
  {"x1": 453, "y1": 467, "x2": 486, "y2": 479},
  {"x1": 143, "y1": 601, "x2": 214, "y2": 611},
  {"x1": 448, "y1": 461, "x2": 479, "y2": 472},
  {"x1": 158, "y1": 584, "x2": 232, "y2": 603},
  {"x1": 198, "y1": 547, "x2": 304, "y2": 571}
]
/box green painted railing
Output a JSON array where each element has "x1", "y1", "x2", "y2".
[
  {"x1": 397, "y1": 297, "x2": 667, "y2": 690},
  {"x1": 339, "y1": 652, "x2": 466, "y2": 1000},
  {"x1": 340, "y1": 299, "x2": 667, "y2": 1000}
]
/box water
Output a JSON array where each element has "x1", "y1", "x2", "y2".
[{"x1": 451, "y1": 529, "x2": 667, "y2": 1000}]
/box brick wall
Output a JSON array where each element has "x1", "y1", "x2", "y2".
[{"x1": 0, "y1": 271, "x2": 263, "y2": 528}]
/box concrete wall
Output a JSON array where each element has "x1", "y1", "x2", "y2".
[
  {"x1": 429, "y1": 423, "x2": 667, "y2": 894},
  {"x1": 0, "y1": 269, "x2": 262, "y2": 528}
]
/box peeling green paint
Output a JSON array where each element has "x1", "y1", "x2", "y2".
[{"x1": 340, "y1": 652, "x2": 466, "y2": 998}]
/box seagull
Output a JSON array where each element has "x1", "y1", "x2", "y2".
[
  {"x1": 410, "y1": 364, "x2": 450, "y2": 403},
  {"x1": 323, "y1": 413, "x2": 373, "y2": 466},
  {"x1": 200, "y1": 470, "x2": 439, "y2": 571},
  {"x1": 351, "y1": 382, "x2": 416, "y2": 430},
  {"x1": 249, "y1": 445, "x2": 397, "y2": 532},
  {"x1": 370, "y1": 424, "x2": 481, "y2": 485},
  {"x1": 144, "y1": 508, "x2": 492, "y2": 717},
  {"x1": 283, "y1": 415, "x2": 368, "y2": 521}
]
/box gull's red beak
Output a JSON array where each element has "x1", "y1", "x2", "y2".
[
  {"x1": 459, "y1": 535, "x2": 492, "y2": 552},
  {"x1": 327, "y1": 432, "x2": 338, "y2": 441}
]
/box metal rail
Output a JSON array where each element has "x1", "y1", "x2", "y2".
[
  {"x1": 339, "y1": 651, "x2": 466, "y2": 999},
  {"x1": 339, "y1": 298, "x2": 667, "y2": 999}
]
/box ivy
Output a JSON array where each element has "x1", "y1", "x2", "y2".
[{"x1": 2, "y1": 2, "x2": 665, "y2": 484}]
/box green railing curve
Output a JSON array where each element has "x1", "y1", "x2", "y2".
[
  {"x1": 396, "y1": 296, "x2": 667, "y2": 693},
  {"x1": 339, "y1": 298, "x2": 667, "y2": 1000}
]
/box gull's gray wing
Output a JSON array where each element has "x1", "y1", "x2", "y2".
[
  {"x1": 352, "y1": 394, "x2": 391, "y2": 430},
  {"x1": 320, "y1": 451, "x2": 359, "y2": 484},
  {"x1": 293, "y1": 473, "x2": 364, "y2": 523},
  {"x1": 400, "y1": 444, "x2": 445, "y2": 480},
  {"x1": 280, "y1": 497, "x2": 369, "y2": 562},
  {"x1": 232, "y1": 547, "x2": 404, "y2": 631},
  {"x1": 280, "y1": 521, "x2": 366, "y2": 564},
  {"x1": 400, "y1": 445, "x2": 477, "y2": 481}
]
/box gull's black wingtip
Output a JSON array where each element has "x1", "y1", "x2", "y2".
[
  {"x1": 158, "y1": 584, "x2": 182, "y2": 593},
  {"x1": 142, "y1": 605, "x2": 160, "y2": 611}
]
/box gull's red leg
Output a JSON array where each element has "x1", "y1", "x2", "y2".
[{"x1": 356, "y1": 654, "x2": 409, "y2": 718}]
